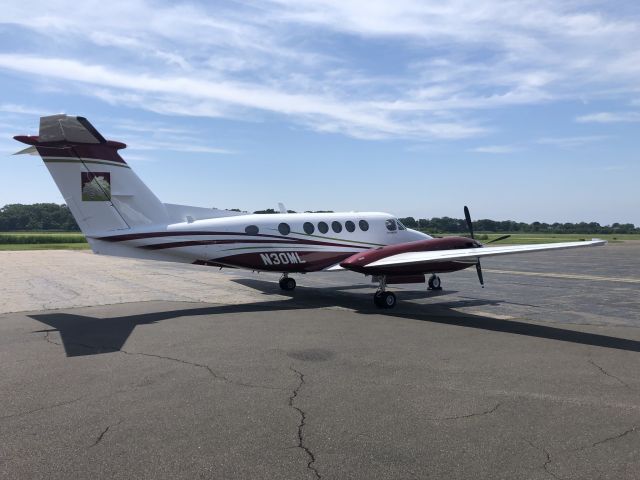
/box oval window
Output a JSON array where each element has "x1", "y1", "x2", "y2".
[
  {"x1": 245, "y1": 225, "x2": 259, "y2": 235},
  {"x1": 278, "y1": 223, "x2": 290, "y2": 235},
  {"x1": 332, "y1": 221, "x2": 342, "y2": 233},
  {"x1": 318, "y1": 221, "x2": 329, "y2": 234},
  {"x1": 359, "y1": 219, "x2": 369, "y2": 231},
  {"x1": 345, "y1": 220, "x2": 355, "y2": 232},
  {"x1": 385, "y1": 219, "x2": 397, "y2": 231},
  {"x1": 303, "y1": 222, "x2": 315, "y2": 234}
]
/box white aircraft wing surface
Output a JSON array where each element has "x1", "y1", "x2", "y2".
[{"x1": 366, "y1": 239, "x2": 607, "y2": 268}]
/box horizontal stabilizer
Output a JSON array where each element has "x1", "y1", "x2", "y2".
[{"x1": 13, "y1": 145, "x2": 38, "y2": 155}]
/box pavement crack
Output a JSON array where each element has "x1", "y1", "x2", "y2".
[
  {"x1": 588, "y1": 359, "x2": 631, "y2": 389},
  {"x1": 89, "y1": 420, "x2": 122, "y2": 448},
  {"x1": 41, "y1": 331, "x2": 279, "y2": 391},
  {"x1": 591, "y1": 426, "x2": 637, "y2": 448},
  {"x1": 0, "y1": 396, "x2": 85, "y2": 421},
  {"x1": 439, "y1": 402, "x2": 501, "y2": 420},
  {"x1": 289, "y1": 366, "x2": 321, "y2": 480},
  {"x1": 525, "y1": 439, "x2": 561, "y2": 479},
  {"x1": 120, "y1": 349, "x2": 281, "y2": 390}
]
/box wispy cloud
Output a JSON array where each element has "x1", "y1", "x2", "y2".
[
  {"x1": 537, "y1": 135, "x2": 610, "y2": 148},
  {"x1": 0, "y1": 54, "x2": 484, "y2": 140},
  {"x1": 470, "y1": 145, "x2": 518, "y2": 154},
  {"x1": 1, "y1": 0, "x2": 640, "y2": 141},
  {"x1": 0, "y1": 103, "x2": 49, "y2": 116},
  {"x1": 575, "y1": 112, "x2": 640, "y2": 123}
]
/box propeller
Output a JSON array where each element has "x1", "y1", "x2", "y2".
[
  {"x1": 463, "y1": 205, "x2": 484, "y2": 288},
  {"x1": 486, "y1": 234, "x2": 511, "y2": 244}
]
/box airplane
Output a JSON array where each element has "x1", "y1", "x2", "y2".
[{"x1": 14, "y1": 114, "x2": 606, "y2": 309}]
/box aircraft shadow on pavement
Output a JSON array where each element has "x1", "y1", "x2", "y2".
[{"x1": 29, "y1": 278, "x2": 640, "y2": 357}]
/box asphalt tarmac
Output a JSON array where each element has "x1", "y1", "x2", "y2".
[{"x1": 1, "y1": 243, "x2": 639, "y2": 479}]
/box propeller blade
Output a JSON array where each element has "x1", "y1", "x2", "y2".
[
  {"x1": 476, "y1": 261, "x2": 485, "y2": 288},
  {"x1": 486, "y1": 234, "x2": 511, "y2": 244},
  {"x1": 463, "y1": 205, "x2": 474, "y2": 239}
]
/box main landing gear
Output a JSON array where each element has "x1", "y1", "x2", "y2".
[
  {"x1": 279, "y1": 273, "x2": 296, "y2": 291},
  {"x1": 373, "y1": 276, "x2": 397, "y2": 309},
  {"x1": 428, "y1": 274, "x2": 442, "y2": 290}
]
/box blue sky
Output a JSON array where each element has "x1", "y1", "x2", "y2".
[{"x1": 1, "y1": 0, "x2": 639, "y2": 224}]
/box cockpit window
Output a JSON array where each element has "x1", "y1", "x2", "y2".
[
  {"x1": 385, "y1": 219, "x2": 397, "y2": 231},
  {"x1": 396, "y1": 219, "x2": 406, "y2": 230}
]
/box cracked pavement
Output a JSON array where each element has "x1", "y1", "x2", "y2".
[{"x1": 1, "y1": 245, "x2": 640, "y2": 479}]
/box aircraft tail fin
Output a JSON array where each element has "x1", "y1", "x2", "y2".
[{"x1": 14, "y1": 115, "x2": 168, "y2": 236}]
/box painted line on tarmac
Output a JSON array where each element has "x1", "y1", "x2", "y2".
[{"x1": 483, "y1": 269, "x2": 640, "y2": 284}]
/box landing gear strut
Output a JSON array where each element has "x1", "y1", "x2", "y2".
[
  {"x1": 428, "y1": 274, "x2": 442, "y2": 290},
  {"x1": 373, "y1": 275, "x2": 396, "y2": 309},
  {"x1": 279, "y1": 273, "x2": 296, "y2": 291}
]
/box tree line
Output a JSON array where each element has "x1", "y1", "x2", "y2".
[
  {"x1": 1, "y1": 203, "x2": 638, "y2": 234},
  {"x1": 396, "y1": 217, "x2": 639, "y2": 234}
]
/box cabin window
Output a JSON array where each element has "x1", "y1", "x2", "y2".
[
  {"x1": 359, "y1": 219, "x2": 369, "y2": 231},
  {"x1": 385, "y1": 219, "x2": 397, "y2": 231},
  {"x1": 332, "y1": 221, "x2": 342, "y2": 233},
  {"x1": 278, "y1": 222, "x2": 290, "y2": 235},
  {"x1": 345, "y1": 220, "x2": 355, "y2": 232},
  {"x1": 303, "y1": 222, "x2": 315, "y2": 234},
  {"x1": 245, "y1": 225, "x2": 259, "y2": 235},
  {"x1": 318, "y1": 221, "x2": 329, "y2": 234}
]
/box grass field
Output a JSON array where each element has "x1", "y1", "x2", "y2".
[
  {"x1": 0, "y1": 231, "x2": 638, "y2": 251},
  {"x1": 0, "y1": 232, "x2": 89, "y2": 250}
]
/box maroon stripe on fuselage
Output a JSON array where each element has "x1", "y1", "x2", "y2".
[
  {"x1": 200, "y1": 251, "x2": 353, "y2": 272},
  {"x1": 142, "y1": 239, "x2": 297, "y2": 250},
  {"x1": 95, "y1": 231, "x2": 376, "y2": 250}
]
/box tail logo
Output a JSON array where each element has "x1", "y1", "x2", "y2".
[{"x1": 81, "y1": 172, "x2": 111, "y2": 201}]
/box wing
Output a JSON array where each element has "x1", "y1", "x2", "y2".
[{"x1": 365, "y1": 239, "x2": 607, "y2": 268}]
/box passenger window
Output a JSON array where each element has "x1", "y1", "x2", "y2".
[
  {"x1": 359, "y1": 219, "x2": 369, "y2": 231},
  {"x1": 303, "y1": 222, "x2": 315, "y2": 234},
  {"x1": 385, "y1": 219, "x2": 397, "y2": 231},
  {"x1": 345, "y1": 220, "x2": 355, "y2": 232},
  {"x1": 318, "y1": 221, "x2": 329, "y2": 234},
  {"x1": 396, "y1": 219, "x2": 406, "y2": 230},
  {"x1": 332, "y1": 221, "x2": 342, "y2": 233},
  {"x1": 278, "y1": 223, "x2": 290, "y2": 235},
  {"x1": 245, "y1": 225, "x2": 259, "y2": 235}
]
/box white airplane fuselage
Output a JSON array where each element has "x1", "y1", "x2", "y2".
[{"x1": 89, "y1": 212, "x2": 431, "y2": 272}]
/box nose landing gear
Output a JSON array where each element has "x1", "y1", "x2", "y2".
[
  {"x1": 279, "y1": 274, "x2": 296, "y2": 291},
  {"x1": 428, "y1": 274, "x2": 442, "y2": 290},
  {"x1": 373, "y1": 275, "x2": 397, "y2": 309}
]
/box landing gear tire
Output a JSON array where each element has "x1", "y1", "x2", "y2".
[
  {"x1": 374, "y1": 290, "x2": 384, "y2": 308},
  {"x1": 428, "y1": 275, "x2": 442, "y2": 290},
  {"x1": 374, "y1": 291, "x2": 396, "y2": 309},
  {"x1": 279, "y1": 277, "x2": 296, "y2": 291}
]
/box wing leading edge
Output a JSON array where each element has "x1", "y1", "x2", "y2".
[{"x1": 365, "y1": 239, "x2": 607, "y2": 268}]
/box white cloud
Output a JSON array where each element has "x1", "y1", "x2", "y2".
[
  {"x1": 0, "y1": 54, "x2": 484, "y2": 140},
  {"x1": 575, "y1": 112, "x2": 640, "y2": 123},
  {"x1": 537, "y1": 135, "x2": 610, "y2": 148},
  {"x1": 470, "y1": 145, "x2": 518, "y2": 154},
  {"x1": 1, "y1": 0, "x2": 640, "y2": 141},
  {"x1": 0, "y1": 104, "x2": 49, "y2": 116}
]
